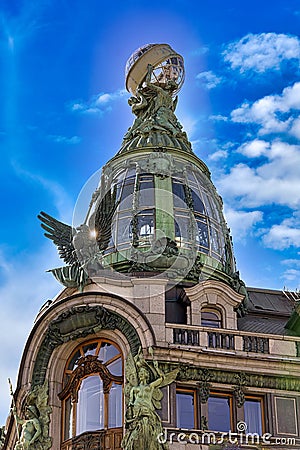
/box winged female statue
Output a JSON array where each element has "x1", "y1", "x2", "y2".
[
  {"x1": 122, "y1": 348, "x2": 178, "y2": 450},
  {"x1": 10, "y1": 381, "x2": 52, "y2": 450},
  {"x1": 38, "y1": 186, "x2": 119, "y2": 290}
]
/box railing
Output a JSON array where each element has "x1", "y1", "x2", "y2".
[
  {"x1": 168, "y1": 324, "x2": 300, "y2": 358},
  {"x1": 243, "y1": 335, "x2": 269, "y2": 353},
  {"x1": 61, "y1": 428, "x2": 123, "y2": 450},
  {"x1": 208, "y1": 331, "x2": 235, "y2": 350},
  {"x1": 173, "y1": 328, "x2": 199, "y2": 346}
]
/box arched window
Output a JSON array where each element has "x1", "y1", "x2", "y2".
[
  {"x1": 201, "y1": 308, "x2": 222, "y2": 328},
  {"x1": 60, "y1": 339, "x2": 123, "y2": 442}
]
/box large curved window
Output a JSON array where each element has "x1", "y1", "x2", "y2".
[
  {"x1": 105, "y1": 170, "x2": 156, "y2": 253},
  {"x1": 172, "y1": 169, "x2": 228, "y2": 264},
  {"x1": 60, "y1": 339, "x2": 123, "y2": 442}
]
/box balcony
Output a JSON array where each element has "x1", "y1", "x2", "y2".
[
  {"x1": 168, "y1": 324, "x2": 300, "y2": 359},
  {"x1": 61, "y1": 428, "x2": 123, "y2": 450}
]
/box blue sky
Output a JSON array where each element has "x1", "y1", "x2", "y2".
[{"x1": 1, "y1": 0, "x2": 300, "y2": 424}]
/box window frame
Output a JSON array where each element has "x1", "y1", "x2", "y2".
[
  {"x1": 61, "y1": 338, "x2": 123, "y2": 442},
  {"x1": 201, "y1": 308, "x2": 222, "y2": 328},
  {"x1": 175, "y1": 388, "x2": 265, "y2": 435},
  {"x1": 176, "y1": 388, "x2": 198, "y2": 429},
  {"x1": 241, "y1": 395, "x2": 265, "y2": 435}
]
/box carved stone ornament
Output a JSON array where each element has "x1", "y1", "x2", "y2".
[
  {"x1": 59, "y1": 355, "x2": 122, "y2": 402},
  {"x1": 32, "y1": 304, "x2": 141, "y2": 387},
  {"x1": 197, "y1": 369, "x2": 211, "y2": 404},
  {"x1": 137, "y1": 152, "x2": 175, "y2": 179},
  {"x1": 13, "y1": 381, "x2": 52, "y2": 450},
  {"x1": 0, "y1": 426, "x2": 6, "y2": 450},
  {"x1": 233, "y1": 372, "x2": 248, "y2": 408},
  {"x1": 160, "y1": 362, "x2": 300, "y2": 392}
]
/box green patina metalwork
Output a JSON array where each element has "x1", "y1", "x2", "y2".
[
  {"x1": 32, "y1": 305, "x2": 141, "y2": 387},
  {"x1": 119, "y1": 64, "x2": 192, "y2": 155},
  {"x1": 285, "y1": 301, "x2": 300, "y2": 337},
  {"x1": 13, "y1": 381, "x2": 52, "y2": 450},
  {"x1": 154, "y1": 176, "x2": 175, "y2": 240},
  {"x1": 38, "y1": 186, "x2": 119, "y2": 291},
  {"x1": 122, "y1": 348, "x2": 178, "y2": 450}
]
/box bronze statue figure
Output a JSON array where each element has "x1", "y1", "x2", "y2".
[{"x1": 122, "y1": 348, "x2": 178, "y2": 450}]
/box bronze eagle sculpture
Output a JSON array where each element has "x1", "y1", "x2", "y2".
[{"x1": 38, "y1": 186, "x2": 119, "y2": 291}]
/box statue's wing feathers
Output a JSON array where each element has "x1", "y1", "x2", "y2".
[
  {"x1": 152, "y1": 388, "x2": 163, "y2": 410},
  {"x1": 38, "y1": 211, "x2": 77, "y2": 265},
  {"x1": 151, "y1": 368, "x2": 179, "y2": 410},
  {"x1": 95, "y1": 187, "x2": 119, "y2": 251},
  {"x1": 159, "y1": 368, "x2": 179, "y2": 388},
  {"x1": 125, "y1": 352, "x2": 138, "y2": 387}
]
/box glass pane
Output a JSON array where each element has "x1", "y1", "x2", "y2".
[
  {"x1": 137, "y1": 211, "x2": 154, "y2": 239},
  {"x1": 175, "y1": 214, "x2": 190, "y2": 240},
  {"x1": 191, "y1": 190, "x2": 205, "y2": 214},
  {"x1": 98, "y1": 343, "x2": 120, "y2": 363},
  {"x1": 109, "y1": 383, "x2": 123, "y2": 428},
  {"x1": 107, "y1": 357, "x2": 122, "y2": 376},
  {"x1": 119, "y1": 177, "x2": 135, "y2": 210},
  {"x1": 172, "y1": 181, "x2": 187, "y2": 207},
  {"x1": 244, "y1": 400, "x2": 262, "y2": 435},
  {"x1": 68, "y1": 350, "x2": 81, "y2": 370},
  {"x1": 176, "y1": 392, "x2": 195, "y2": 428},
  {"x1": 196, "y1": 220, "x2": 209, "y2": 249},
  {"x1": 210, "y1": 227, "x2": 220, "y2": 254},
  {"x1": 64, "y1": 397, "x2": 73, "y2": 440},
  {"x1": 83, "y1": 342, "x2": 98, "y2": 356},
  {"x1": 76, "y1": 376, "x2": 104, "y2": 434},
  {"x1": 116, "y1": 217, "x2": 132, "y2": 245},
  {"x1": 208, "y1": 396, "x2": 230, "y2": 432},
  {"x1": 201, "y1": 311, "x2": 221, "y2": 328},
  {"x1": 139, "y1": 175, "x2": 154, "y2": 206}
]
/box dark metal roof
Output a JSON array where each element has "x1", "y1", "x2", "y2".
[
  {"x1": 238, "y1": 316, "x2": 288, "y2": 335},
  {"x1": 246, "y1": 287, "x2": 295, "y2": 316},
  {"x1": 238, "y1": 287, "x2": 297, "y2": 335}
]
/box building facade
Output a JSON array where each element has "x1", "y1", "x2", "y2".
[{"x1": 2, "y1": 44, "x2": 300, "y2": 450}]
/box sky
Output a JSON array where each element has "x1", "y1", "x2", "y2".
[{"x1": 1, "y1": 0, "x2": 300, "y2": 425}]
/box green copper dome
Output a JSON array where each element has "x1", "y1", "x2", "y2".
[
  {"x1": 39, "y1": 43, "x2": 244, "y2": 294},
  {"x1": 87, "y1": 145, "x2": 236, "y2": 285}
]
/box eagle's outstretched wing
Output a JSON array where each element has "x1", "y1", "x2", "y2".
[
  {"x1": 38, "y1": 211, "x2": 78, "y2": 265},
  {"x1": 94, "y1": 186, "x2": 120, "y2": 251}
]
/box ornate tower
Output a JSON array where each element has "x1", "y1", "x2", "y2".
[
  {"x1": 4, "y1": 44, "x2": 300, "y2": 450},
  {"x1": 38, "y1": 43, "x2": 242, "y2": 299}
]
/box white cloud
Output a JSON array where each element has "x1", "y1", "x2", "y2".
[
  {"x1": 281, "y1": 269, "x2": 300, "y2": 285},
  {"x1": 196, "y1": 70, "x2": 223, "y2": 89},
  {"x1": 281, "y1": 258, "x2": 300, "y2": 267},
  {"x1": 224, "y1": 207, "x2": 263, "y2": 241},
  {"x1": 231, "y1": 82, "x2": 300, "y2": 136},
  {"x1": 223, "y1": 33, "x2": 300, "y2": 73},
  {"x1": 263, "y1": 214, "x2": 300, "y2": 250},
  {"x1": 0, "y1": 246, "x2": 60, "y2": 426},
  {"x1": 208, "y1": 150, "x2": 228, "y2": 161},
  {"x1": 70, "y1": 89, "x2": 129, "y2": 115},
  {"x1": 48, "y1": 134, "x2": 81, "y2": 145},
  {"x1": 217, "y1": 141, "x2": 300, "y2": 209},
  {"x1": 290, "y1": 117, "x2": 300, "y2": 139},
  {"x1": 238, "y1": 139, "x2": 270, "y2": 158},
  {"x1": 210, "y1": 114, "x2": 228, "y2": 122}
]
